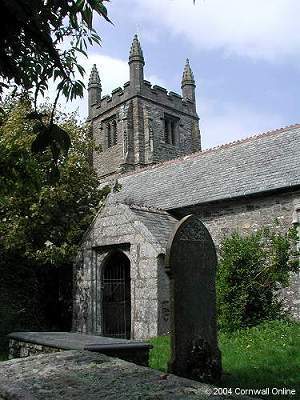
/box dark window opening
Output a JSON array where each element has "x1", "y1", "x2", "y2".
[
  {"x1": 107, "y1": 123, "x2": 112, "y2": 148},
  {"x1": 105, "y1": 116, "x2": 117, "y2": 148},
  {"x1": 164, "y1": 119, "x2": 169, "y2": 143},
  {"x1": 171, "y1": 121, "x2": 176, "y2": 144},
  {"x1": 163, "y1": 114, "x2": 179, "y2": 145},
  {"x1": 102, "y1": 251, "x2": 131, "y2": 339},
  {"x1": 112, "y1": 120, "x2": 117, "y2": 145}
]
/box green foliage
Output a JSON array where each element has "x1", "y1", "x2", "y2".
[
  {"x1": 148, "y1": 335, "x2": 170, "y2": 372},
  {"x1": 0, "y1": 98, "x2": 107, "y2": 351},
  {"x1": 219, "y1": 320, "x2": 300, "y2": 396},
  {"x1": 0, "y1": 0, "x2": 110, "y2": 100},
  {"x1": 0, "y1": 257, "x2": 48, "y2": 354},
  {"x1": 149, "y1": 321, "x2": 300, "y2": 398},
  {"x1": 216, "y1": 228, "x2": 299, "y2": 332},
  {"x1": 0, "y1": 0, "x2": 111, "y2": 169},
  {"x1": 0, "y1": 98, "x2": 106, "y2": 266}
]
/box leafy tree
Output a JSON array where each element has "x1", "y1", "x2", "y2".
[
  {"x1": 0, "y1": 0, "x2": 110, "y2": 99},
  {"x1": 0, "y1": 98, "x2": 108, "y2": 346},
  {"x1": 217, "y1": 228, "x2": 299, "y2": 332},
  {"x1": 0, "y1": 98, "x2": 107, "y2": 264},
  {"x1": 0, "y1": 0, "x2": 111, "y2": 171}
]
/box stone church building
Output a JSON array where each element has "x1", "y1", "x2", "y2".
[{"x1": 73, "y1": 35, "x2": 300, "y2": 340}]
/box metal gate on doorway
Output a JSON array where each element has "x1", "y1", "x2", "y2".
[{"x1": 102, "y1": 251, "x2": 131, "y2": 339}]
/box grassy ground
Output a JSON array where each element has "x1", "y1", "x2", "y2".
[{"x1": 149, "y1": 320, "x2": 300, "y2": 399}]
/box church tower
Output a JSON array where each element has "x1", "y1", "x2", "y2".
[{"x1": 88, "y1": 35, "x2": 201, "y2": 180}]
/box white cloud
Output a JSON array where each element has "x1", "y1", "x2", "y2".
[
  {"x1": 81, "y1": 54, "x2": 166, "y2": 93},
  {"x1": 132, "y1": 0, "x2": 300, "y2": 62},
  {"x1": 42, "y1": 53, "x2": 285, "y2": 149},
  {"x1": 199, "y1": 98, "x2": 285, "y2": 149},
  {"x1": 83, "y1": 54, "x2": 129, "y2": 95},
  {"x1": 40, "y1": 54, "x2": 129, "y2": 120}
]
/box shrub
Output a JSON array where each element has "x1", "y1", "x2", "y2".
[{"x1": 217, "y1": 227, "x2": 299, "y2": 331}]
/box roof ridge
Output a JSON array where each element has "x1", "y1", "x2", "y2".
[
  {"x1": 202, "y1": 123, "x2": 300, "y2": 154},
  {"x1": 113, "y1": 122, "x2": 300, "y2": 181}
]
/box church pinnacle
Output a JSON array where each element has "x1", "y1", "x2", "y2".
[
  {"x1": 181, "y1": 59, "x2": 195, "y2": 87},
  {"x1": 129, "y1": 34, "x2": 144, "y2": 92},
  {"x1": 129, "y1": 34, "x2": 145, "y2": 65},
  {"x1": 88, "y1": 64, "x2": 102, "y2": 117},
  {"x1": 181, "y1": 59, "x2": 196, "y2": 104},
  {"x1": 88, "y1": 64, "x2": 101, "y2": 87}
]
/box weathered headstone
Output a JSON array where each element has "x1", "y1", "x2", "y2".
[{"x1": 165, "y1": 215, "x2": 222, "y2": 382}]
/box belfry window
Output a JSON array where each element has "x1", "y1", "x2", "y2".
[
  {"x1": 105, "y1": 116, "x2": 117, "y2": 148},
  {"x1": 163, "y1": 114, "x2": 178, "y2": 145},
  {"x1": 107, "y1": 123, "x2": 112, "y2": 148},
  {"x1": 112, "y1": 120, "x2": 117, "y2": 145}
]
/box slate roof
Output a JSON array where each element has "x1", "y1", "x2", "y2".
[
  {"x1": 109, "y1": 124, "x2": 300, "y2": 211},
  {"x1": 129, "y1": 205, "x2": 178, "y2": 248}
]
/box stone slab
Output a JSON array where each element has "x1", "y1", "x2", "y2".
[
  {"x1": 8, "y1": 332, "x2": 152, "y2": 367},
  {"x1": 8, "y1": 332, "x2": 151, "y2": 351},
  {"x1": 166, "y1": 215, "x2": 221, "y2": 381},
  {"x1": 0, "y1": 350, "x2": 256, "y2": 400}
]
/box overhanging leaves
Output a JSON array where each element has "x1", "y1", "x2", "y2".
[
  {"x1": 0, "y1": 0, "x2": 111, "y2": 96},
  {"x1": 31, "y1": 124, "x2": 72, "y2": 162},
  {"x1": 0, "y1": 0, "x2": 111, "y2": 171}
]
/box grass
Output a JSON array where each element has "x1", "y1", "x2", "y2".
[{"x1": 149, "y1": 320, "x2": 300, "y2": 399}]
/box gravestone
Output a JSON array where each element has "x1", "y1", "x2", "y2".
[{"x1": 165, "y1": 214, "x2": 222, "y2": 382}]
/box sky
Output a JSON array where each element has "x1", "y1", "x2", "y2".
[{"x1": 53, "y1": 0, "x2": 300, "y2": 149}]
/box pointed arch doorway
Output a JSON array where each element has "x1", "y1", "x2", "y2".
[{"x1": 101, "y1": 251, "x2": 131, "y2": 339}]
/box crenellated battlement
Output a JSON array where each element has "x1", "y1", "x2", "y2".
[
  {"x1": 94, "y1": 81, "x2": 132, "y2": 114},
  {"x1": 88, "y1": 35, "x2": 197, "y2": 120},
  {"x1": 93, "y1": 79, "x2": 197, "y2": 117},
  {"x1": 144, "y1": 83, "x2": 195, "y2": 114}
]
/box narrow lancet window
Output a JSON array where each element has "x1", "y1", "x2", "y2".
[
  {"x1": 105, "y1": 115, "x2": 117, "y2": 148},
  {"x1": 163, "y1": 114, "x2": 179, "y2": 145},
  {"x1": 112, "y1": 120, "x2": 117, "y2": 145},
  {"x1": 107, "y1": 123, "x2": 112, "y2": 148}
]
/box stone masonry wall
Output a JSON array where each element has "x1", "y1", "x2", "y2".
[
  {"x1": 174, "y1": 190, "x2": 300, "y2": 319},
  {"x1": 9, "y1": 339, "x2": 61, "y2": 359},
  {"x1": 92, "y1": 97, "x2": 200, "y2": 179},
  {"x1": 92, "y1": 102, "x2": 132, "y2": 178},
  {"x1": 142, "y1": 99, "x2": 200, "y2": 164}
]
